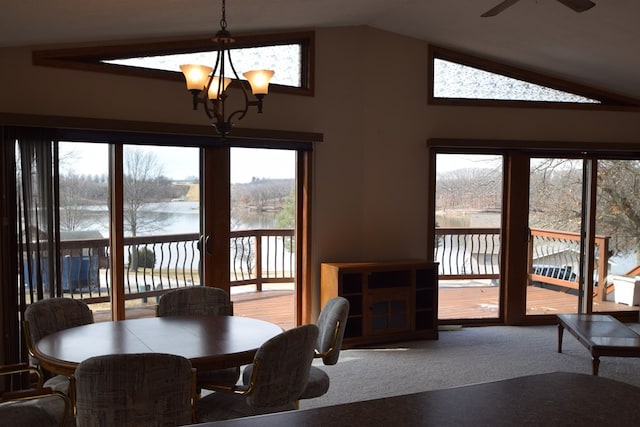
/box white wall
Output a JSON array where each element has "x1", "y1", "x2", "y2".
[{"x1": 2, "y1": 26, "x2": 640, "y2": 315}]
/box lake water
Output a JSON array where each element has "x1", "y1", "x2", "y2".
[{"x1": 81, "y1": 201, "x2": 279, "y2": 238}]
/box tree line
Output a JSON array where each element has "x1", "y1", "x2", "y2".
[
  {"x1": 59, "y1": 149, "x2": 295, "y2": 236},
  {"x1": 436, "y1": 159, "x2": 640, "y2": 261}
]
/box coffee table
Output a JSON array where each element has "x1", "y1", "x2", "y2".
[{"x1": 556, "y1": 313, "x2": 640, "y2": 375}]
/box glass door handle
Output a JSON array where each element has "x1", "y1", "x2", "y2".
[{"x1": 204, "y1": 235, "x2": 213, "y2": 255}]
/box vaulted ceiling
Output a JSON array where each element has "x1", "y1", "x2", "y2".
[{"x1": 3, "y1": 0, "x2": 640, "y2": 99}]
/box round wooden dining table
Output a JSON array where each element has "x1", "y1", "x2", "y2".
[{"x1": 33, "y1": 315, "x2": 283, "y2": 376}]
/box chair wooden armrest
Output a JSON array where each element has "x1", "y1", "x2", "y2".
[
  {"x1": 0, "y1": 362, "x2": 31, "y2": 374},
  {"x1": 1, "y1": 367, "x2": 71, "y2": 427},
  {"x1": 204, "y1": 361, "x2": 263, "y2": 397},
  {"x1": 2, "y1": 386, "x2": 52, "y2": 400},
  {"x1": 314, "y1": 319, "x2": 342, "y2": 359},
  {"x1": 0, "y1": 363, "x2": 44, "y2": 389},
  {"x1": 205, "y1": 382, "x2": 250, "y2": 396},
  {"x1": 3, "y1": 389, "x2": 71, "y2": 427}
]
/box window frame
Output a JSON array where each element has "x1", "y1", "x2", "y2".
[
  {"x1": 427, "y1": 138, "x2": 640, "y2": 326},
  {"x1": 32, "y1": 31, "x2": 315, "y2": 97},
  {"x1": 428, "y1": 45, "x2": 640, "y2": 110},
  {"x1": 4, "y1": 118, "x2": 319, "y2": 327}
]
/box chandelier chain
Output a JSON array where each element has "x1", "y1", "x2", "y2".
[
  {"x1": 220, "y1": 0, "x2": 227, "y2": 31},
  {"x1": 180, "y1": 0, "x2": 273, "y2": 136}
]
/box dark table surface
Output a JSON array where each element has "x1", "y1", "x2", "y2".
[
  {"x1": 34, "y1": 315, "x2": 283, "y2": 376},
  {"x1": 187, "y1": 372, "x2": 640, "y2": 426}
]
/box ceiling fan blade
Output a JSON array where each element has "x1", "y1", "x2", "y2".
[
  {"x1": 556, "y1": 0, "x2": 596, "y2": 13},
  {"x1": 481, "y1": 0, "x2": 521, "y2": 17}
]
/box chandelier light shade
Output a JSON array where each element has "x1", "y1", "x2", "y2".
[
  {"x1": 242, "y1": 70, "x2": 275, "y2": 96},
  {"x1": 180, "y1": 0, "x2": 275, "y2": 136}
]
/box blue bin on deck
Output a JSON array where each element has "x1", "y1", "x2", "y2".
[
  {"x1": 23, "y1": 258, "x2": 50, "y2": 289},
  {"x1": 62, "y1": 255, "x2": 99, "y2": 292}
]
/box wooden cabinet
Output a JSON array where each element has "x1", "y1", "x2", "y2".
[{"x1": 321, "y1": 261, "x2": 439, "y2": 347}]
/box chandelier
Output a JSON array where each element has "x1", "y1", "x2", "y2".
[{"x1": 180, "y1": 0, "x2": 275, "y2": 136}]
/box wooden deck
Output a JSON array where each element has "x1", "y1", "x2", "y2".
[
  {"x1": 92, "y1": 290, "x2": 297, "y2": 330},
  {"x1": 93, "y1": 285, "x2": 638, "y2": 328},
  {"x1": 439, "y1": 285, "x2": 637, "y2": 320}
]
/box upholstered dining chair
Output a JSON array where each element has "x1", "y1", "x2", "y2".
[
  {"x1": 73, "y1": 353, "x2": 196, "y2": 427},
  {"x1": 156, "y1": 285, "x2": 233, "y2": 316},
  {"x1": 23, "y1": 297, "x2": 94, "y2": 395},
  {"x1": 194, "y1": 324, "x2": 319, "y2": 422},
  {"x1": 242, "y1": 296, "x2": 350, "y2": 402},
  {"x1": 156, "y1": 286, "x2": 239, "y2": 390},
  {"x1": 300, "y1": 296, "x2": 350, "y2": 400},
  {"x1": 0, "y1": 362, "x2": 73, "y2": 427}
]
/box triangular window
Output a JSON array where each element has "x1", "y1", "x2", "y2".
[
  {"x1": 429, "y1": 45, "x2": 640, "y2": 108},
  {"x1": 103, "y1": 44, "x2": 302, "y2": 88},
  {"x1": 33, "y1": 32, "x2": 313, "y2": 96},
  {"x1": 434, "y1": 58, "x2": 598, "y2": 104}
]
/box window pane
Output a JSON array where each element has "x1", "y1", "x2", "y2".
[
  {"x1": 58, "y1": 143, "x2": 201, "y2": 320},
  {"x1": 435, "y1": 153, "x2": 503, "y2": 320},
  {"x1": 594, "y1": 159, "x2": 640, "y2": 312},
  {"x1": 121, "y1": 145, "x2": 200, "y2": 318},
  {"x1": 58, "y1": 141, "x2": 110, "y2": 319},
  {"x1": 527, "y1": 158, "x2": 582, "y2": 315},
  {"x1": 433, "y1": 58, "x2": 600, "y2": 103},
  {"x1": 229, "y1": 147, "x2": 295, "y2": 329},
  {"x1": 104, "y1": 44, "x2": 302, "y2": 87}
]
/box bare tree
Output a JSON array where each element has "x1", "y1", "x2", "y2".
[
  {"x1": 597, "y1": 160, "x2": 640, "y2": 260},
  {"x1": 58, "y1": 172, "x2": 110, "y2": 232},
  {"x1": 232, "y1": 178, "x2": 292, "y2": 212},
  {"x1": 123, "y1": 148, "x2": 170, "y2": 237},
  {"x1": 436, "y1": 157, "x2": 640, "y2": 262},
  {"x1": 528, "y1": 159, "x2": 583, "y2": 233},
  {"x1": 436, "y1": 167, "x2": 502, "y2": 211}
]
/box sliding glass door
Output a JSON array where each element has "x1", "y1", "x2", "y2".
[
  {"x1": 434, "y1": 153, "x2": 503, "y2": 320},
  {"x1": 121, "y1": 144, "x2": 201, "y2": 318},
  {"x1": 526, "y1": 157, "x2": 640, "y2": 316},
  {"x1": 22, "y1": 136, "x2": 306, "y2": 327},
  {"x1": 526, "y1": 157, "x2": 583, "y2": 315},
  {"x1": 593, "y1": 159, "x2": 640, "y2": 312},
  {"x1": 429, "y1": 142, "x2": 640, "y2": 324},
  {"x1": 229, "y1": 148, "x2": 297, "y2": 329},
  {"x1": 56, "y1": 142, "x2": 202, "y2": 320},
  {"x1": 8, "y1": 125, "x2": 315, "y2": 367}
]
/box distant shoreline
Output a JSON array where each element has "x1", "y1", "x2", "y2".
[{"x1": 174, "y1": 183, "x2": 199, "y2": 201}]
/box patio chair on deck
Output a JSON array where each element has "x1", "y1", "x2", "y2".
[
  {"x1": 195, "y1": 324, "x2": 318, "y2": 422},
  {"x1": 23, "y1": 297, "x2": 94, "y2": 395},
  {"x1": 156, "y1": 286, "x2": 239, "y2": 389}
]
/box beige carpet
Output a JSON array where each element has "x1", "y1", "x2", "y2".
[{"x1": 299, "y1": 324, "x2": 640, "y2": 410}]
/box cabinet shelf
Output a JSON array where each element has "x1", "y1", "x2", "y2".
[
  {"x1": 321, "y1": 261, "x2": 439, "y2": 347},
  {"x1": 344, "y1": 296, "x2": 363, "y2": 317}
]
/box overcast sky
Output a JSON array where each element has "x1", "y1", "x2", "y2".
[
  {"x1": 58, "y1": 143, "x2": 295, "y2": 183},
  {"x1": 59, "y1": 142, "x2": 501, "y2": 182}
]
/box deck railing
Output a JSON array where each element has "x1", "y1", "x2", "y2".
[
  {"x1": 435, "y1": 227, "x2": 610, "y2": 295},
  {"x1": 26, "y1": 227, "x2": 611, "y2": 303},
  {"x1": 529, "y1": 228, "x2": 610, "y2": 300},
  {"x1": 435, "y1": 227, "x2": 501, "y2": 281},
  {"x1": 26, "y1": 229, "x2": 295, "y2": 304}
]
